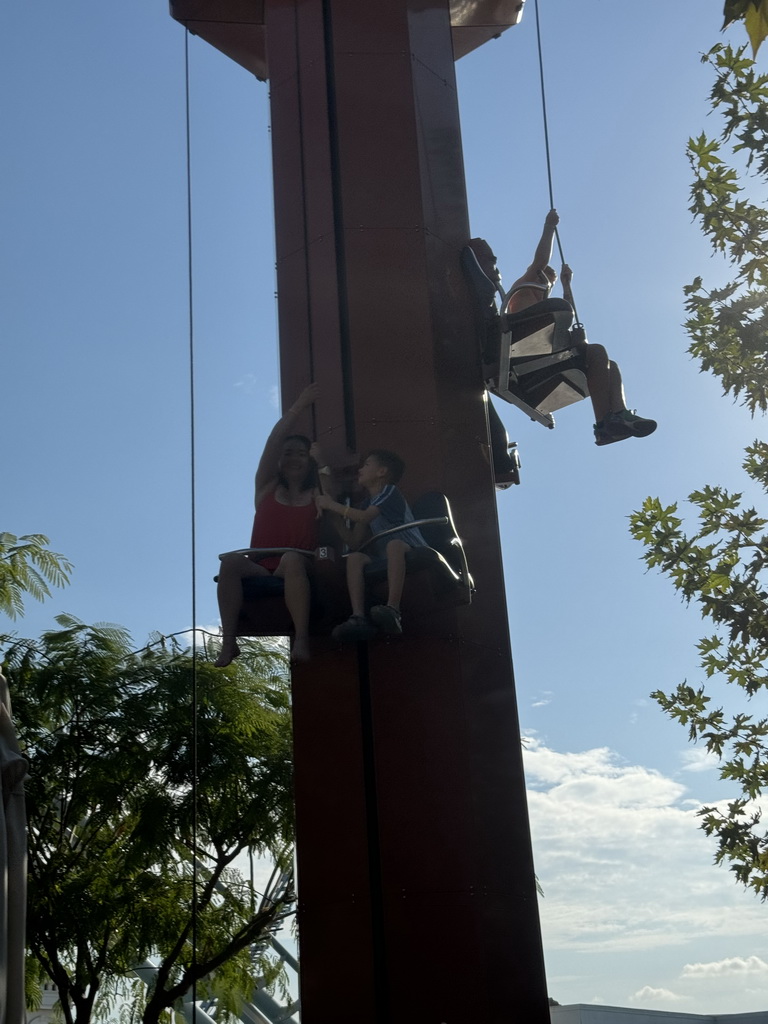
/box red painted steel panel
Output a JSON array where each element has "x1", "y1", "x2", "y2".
[
  {"x1": 290, "y1": 649, "x2": 378, "y2": 1017},
  {"x1": 331, "y1": 53, "x2": 424, "y2": 230},
  {"x1": 262, "y1": 1, "x2": 299, "y2": 89},
  {"x1": 170, "y1": 2, "x2": 268, "y2": 77},
  {"x1": 410, "y1": 62, "x2": 467, "y2": 243},
  {"x1": 367, "y1": 635, "x2": 539, "y2": 894},
  {"x1": 381, "y1": 892, "x2": 547, "y2": 1020},
  {"x1": 169, "y1": 0, "x2": 524, "y2": 78},
  {"x1": 274, "y1": 236, "x2": 350, "y2": 457},
  {"x1": 171, "y1": 0, "x2": 264, "y2": 21},
  {"x1": 294, "y1": 903, "x2": 378, "y2": 1022},
  {"x1": 272, "y1": 247, "x2": 311, "y2": 345},
  {"x1": 344, "y1": 243, "x2": 436, "y2": 386},
  {"x1": 366, "y1": 632, "x2": 548, "y2": 1018},
  {"x1": 268, "y1": 79, "x2": 307, "y2": 260},
  {"x1": 326, "y1": 0, "x2": 410, "y2": 53},
  {"x1": 368, "y1": 637, "x2": 478, "y2": 886},
  {"x1": 301, "y1": 233, "x2": 348, "y2": 442},
  {"x1": 291, "y1": 652, "x2": 370, "y2": 883},
  {"x1": 293, "y1": 2, "x2": 336, "y2": 245}
]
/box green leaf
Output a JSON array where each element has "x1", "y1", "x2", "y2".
[{"x1": 745, "y1": 0, "x2": 768, "y2": 54}]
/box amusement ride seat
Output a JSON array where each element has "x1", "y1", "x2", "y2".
[
  {"x1": 460, "y1": 244, "x2": 589, "y2": 429},
  {"x1": 215, "y1": 492, "x2": 472, "y2": 640}
]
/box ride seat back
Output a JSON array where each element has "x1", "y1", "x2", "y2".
[
  {"x1": 362, "y1": 492, "x2": 472, "y2": 613},
  {"x1": 461, "y1": 244, "x2": 589, "y2": 427}
]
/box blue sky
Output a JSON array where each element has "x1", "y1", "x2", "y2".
[{"x1": 3, "y1": 0, "x2": 768, "y2": 1014}]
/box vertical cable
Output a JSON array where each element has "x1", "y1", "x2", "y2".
[
  {"x1": 533, "y1": 0, "x2": 564, "y2": 264},
  {"x1": 184, "y1": 27, "x2": 199, "y2": 1019},
  {"x1": 533, "y1": 0, "x2": 580, "y2": 322},
  {"x1": 533, "y1": 0, "x2": 555, "y2": 213}
]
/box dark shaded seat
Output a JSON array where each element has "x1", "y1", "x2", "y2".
[
  {"x1": 216, "y1": 545, "x2": 349, "y2": 638},
  {"x1": 218, "y1": 495, "x2": 472, "y2": 640},
  {"x1": 359, "y1": 492, "x2": 473, "y2": 617},
  {"x1": 461, "y1": 245, "x2": 589, "y2": 429}
]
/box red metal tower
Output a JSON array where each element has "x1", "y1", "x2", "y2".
[{"x1": 170, "y1": 3, "x2": 550, "y2": 1020}]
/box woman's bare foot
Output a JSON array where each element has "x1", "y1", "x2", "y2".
[
  {"x1": 214, "y1": 638, "x2": 241, "y2": 668},
  {"x1": 291, "y1": 636, "x2": 311, "y2": 662}
]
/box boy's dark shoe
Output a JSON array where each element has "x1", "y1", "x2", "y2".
[
  {"x1": 612, "y1": 409, "x2": 657, "y2": 437},
  {"x1": 370, "y1": 605, "x2": 403, "y2": 635},
  {"x1": 594, "y1": 409, "x2": 657, "y2": 447},
  {"x1": 332, "y1": 615, "x2": 374, "y2": 643},
  {"x1": 594, "y1": 419, "x2": 631, "y2": 446}
]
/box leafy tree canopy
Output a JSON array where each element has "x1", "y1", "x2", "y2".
[
  {"x1": 4, "y1": 619, "x2": 294, "y2": 1024},
  {"x1": 631, "y1": 45, "x2": 768, "y2": 898},
  {"x1": 723, "y1": 0, "x2": 768, "y2": 55},
  {"x1": 685, "y1": 44, "x2": 768, "y2": 414},
  {"x1": 0, "y1": 533, "x2": 72, "y2": 620}
]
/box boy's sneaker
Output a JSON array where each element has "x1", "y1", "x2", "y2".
[
  {"x1": 610, "y1": 409, "x2": 657, "y2": 438},
  {"x1": 370, "y1": 604, "x2": 403, "y2": 635},
  {"x1": 332, "y1": 615, "x2": 374, "y2": 643},
  {"x1": 594, "y1": 409, "x2": 657, "y2": 446},
  {"x1": 594, "y1": 420, "x2": 630, "y2": 446}
]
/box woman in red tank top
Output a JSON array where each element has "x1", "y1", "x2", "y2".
[{"x1": 215, "y1": 383, "x2": 321, "y2": 666}]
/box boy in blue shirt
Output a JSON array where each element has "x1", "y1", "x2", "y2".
[{"x1": 315, "y1": 449, "x2": 426, "y2": 641}]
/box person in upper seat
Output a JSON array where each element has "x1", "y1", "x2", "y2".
[
  {"x1": 315, "y1": 449, "x2": 427, "y2": 642},
  {"x1": 505, "y1": 206, "x2": 560, "y2": 313},
  {"x1": 469, "y1": 209, "x2": 657, "y2": 447},
  {"x1": 214, "y1": 382, "x2": 321, "y2": 667}
]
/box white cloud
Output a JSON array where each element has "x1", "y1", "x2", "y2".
[
  {"x1": 232, "y1": 372, "x2": 259, "y2": 394},
  {"x1": 682, "y1": 955, "x2": 768, "y2": 977},
  {"x1": 680, "y1": 747, "x2": 720, "y2": 773},
  {"x1": 523, "y1": 736, "x2": 766, "y2": 960},
  {"x1": 629, "y1": 699, "x2": 649, "y2": 726},
  {"x1": 231, "y1": 376, "x2": 279, "y2": 404},
  {"x1": 630, "y1": 986, "x2": 689, "y2": 1005},
  {"x1": 532, "y1": 691, "x2": 553, "y2": 708}
]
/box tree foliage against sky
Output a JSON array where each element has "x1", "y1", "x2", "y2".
[
  {"x1": 0, "y1": 532, "x2": 72, "y2": 620},
  {"x1": 630, "y1": 44, "x2": 768, "y2": 899},
  {"x1": 4, "y1": 619, "x2": 294, "y2": 1024},
  {"x1": 723, "y1": 0, "x2": 768, "y2": 54},
  {"x1": 684, "y1": 44, "x2": 768, "y2": 414}
]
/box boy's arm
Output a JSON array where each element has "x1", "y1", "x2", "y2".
[
  {"x1": 315, "y1": 494, "x2": 380, "y2": 524},
  {"x1": 314, "y1": 494, "x2": 375, "y2": 551},
  {"x1": 320, "y1": 508, "x2": 365, "y2": 547},
  {"x1": 254, "y1": 382, "x2": 319, "y2": 498},
  {"x1": 530, "y1": 208, "x2": 559, "y2": 274}
]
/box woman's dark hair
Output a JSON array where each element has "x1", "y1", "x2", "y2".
[
  {"x1": 285, "y1": 433, "x2": 311, "y2": 448},
  {"x1": 277, "y1": 434, "x2": 317, "y2": 492}
]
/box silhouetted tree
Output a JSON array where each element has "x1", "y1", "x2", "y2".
[{"x1": 6, "y1": 619, "x2": 294, "y2": 1024}]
